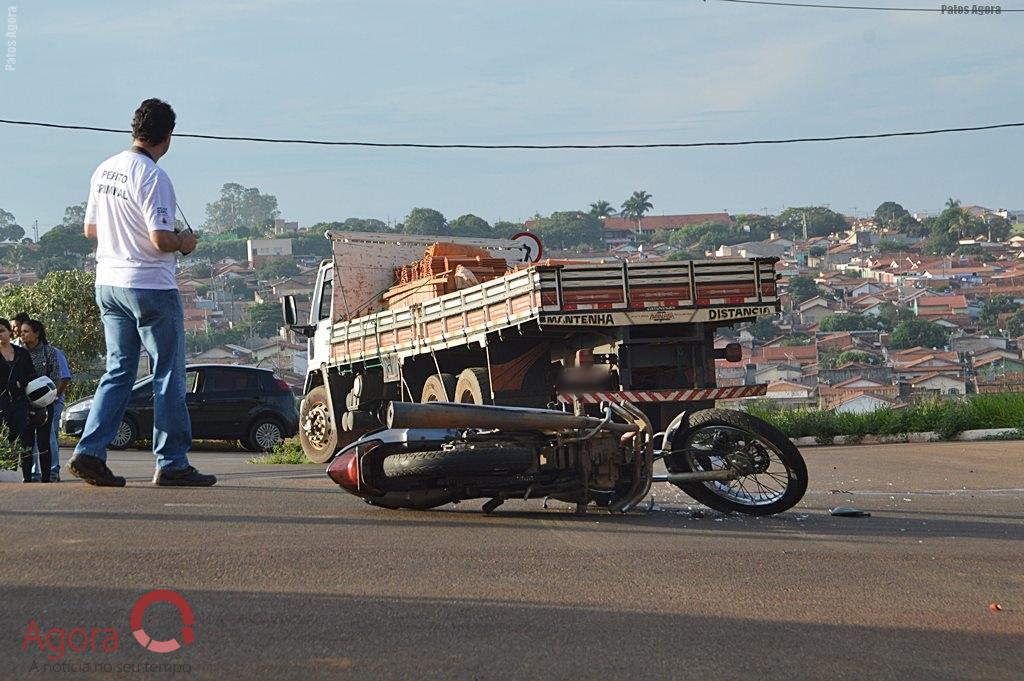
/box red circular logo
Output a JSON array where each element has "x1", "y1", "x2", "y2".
[{"x1": 129, "y1": 589, "x2": 195, "y2": 654}]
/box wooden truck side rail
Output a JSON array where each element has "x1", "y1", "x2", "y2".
[{"x1": 330, "y1": 257, "x2": 779, "y2": 366}]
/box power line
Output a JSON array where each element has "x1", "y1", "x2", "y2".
[
  {"x1": 711, "y1": 0, "x2": 1022, "y2": 11},
  {"x1": 0, "y1": 117, "x2": 1022, "y2": 149}
]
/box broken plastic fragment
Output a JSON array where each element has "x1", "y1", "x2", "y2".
[{"x1": 829, "y1": 506, "x2": 871, "y2": 518}]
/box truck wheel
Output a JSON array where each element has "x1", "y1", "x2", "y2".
[
  {"x1": 420, "y1": 373, "x2": 456, "y2": 402},
  {"x1": 665, "y1": 409, "x2": 808, "y2": 516},
  {"x1": 382, "y1": 446, "x2": 534, "y2": 479},
  {"x1": 454, "y1": 368, "x2": 491, "y2": 405},
  {"x1": 299, "y1": 385, "x2": 339, "y2": 464}
]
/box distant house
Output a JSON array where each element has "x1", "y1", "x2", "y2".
[
  {"x1": 974, "y1": 354, "x2": 1024, "y2": 378},
  {"x1": 891, "y1": 356, "x2": 964, "y2": 381},
  {"x1": 950, "y1": 335, "x2": 1011, "y2": 354},
  {"x1": 763, "y1": 380, "x2": 817, "y2": 410},
  {"x1": 755, "y1": 363, "x2": 804, "y2": 384},
  {"x1": 817, "y1": 362, "x2": 893, "y2": 386},
  {"x1": 247, "y1": 238, "x2": 293, "y2": 267},
  {"x1": 798, "y1": 296, "x2": 835, "y2": 324},
  {"x1": 909, "y1": 372, "x2": 966, "y2": 396},
  {"x1": 191, "y1": 344, "x2": 254, "y2": 363},
  {"x1": 912, "y1": 294, "x2": 968, "y2": 319},
  {"x1": 753, "y1": 344, "x2": 818, "y2": 367},
  {"x1": 766, "y1": 380, "x2": 815, "y2": 400},
  {"x1": 831, "y1": 392, "x2": 896, "y2": 415},
  {"x1": 817, "y1": 332, "x2": 857, "y2": 354}
]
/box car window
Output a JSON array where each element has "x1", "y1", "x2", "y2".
[
  {"x1": 186, "y1": 370, "x2": 199, "y2": 393},
  {"x1": 201, "y1": 368, "x2": 258, "y2": 393}
]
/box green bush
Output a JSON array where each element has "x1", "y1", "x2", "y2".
[
  {"x1": 247, "y1": 438, "x2": 310, "y2": 464},
  {"x1": 749, "y1": 393, "x2": 1024, "y2": 441},
  {"x1": 0, "y1": 422, "x2": 19, "y2": 471}
]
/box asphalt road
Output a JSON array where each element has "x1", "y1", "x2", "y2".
[{"x1": 1, "y1": 441, "x2": 1021, "y2": 680}]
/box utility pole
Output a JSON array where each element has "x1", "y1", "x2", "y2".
[{"x1": 32, "y1": 220, "x2": 38, "y2": 242}]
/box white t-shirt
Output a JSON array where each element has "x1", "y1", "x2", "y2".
[{"x1": 85, "y1": 149, "x2": 178, "y2": 290}]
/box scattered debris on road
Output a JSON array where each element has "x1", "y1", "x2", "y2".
[{"x1": 829, "y1": 506, "x2": 871, "y2": 517}]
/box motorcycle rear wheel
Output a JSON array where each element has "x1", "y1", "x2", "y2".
[{"x1": 665, "y1": 409, "x2": 807, "y2": 516}]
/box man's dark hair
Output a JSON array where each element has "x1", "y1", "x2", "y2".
[
  {"x1": 131, "y1": 98, "x2": 176, "y2": 144},
  {"x1": 11, "y1": 312, "x2": 30, "y2": 325}
]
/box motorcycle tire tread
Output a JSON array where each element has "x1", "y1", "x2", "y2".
[{"x1": 382, "y1": 446, "x2": 534, "y2": 479}]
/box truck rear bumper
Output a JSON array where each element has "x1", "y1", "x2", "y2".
[{"x1": 556, "y1": 384, "x2": 768, "y2": 405}]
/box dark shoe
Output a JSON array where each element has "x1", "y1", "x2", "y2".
[
  {"x1": 152, "y1": 466, "x2": 217, "y2": 487},
  {"x1": 51, "y1": 472, "x2": 61, "y2": 483},
  {"x1": 67, "y1": 455, "x2": 127, "y2": 487}
]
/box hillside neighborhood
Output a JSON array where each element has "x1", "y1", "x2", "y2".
[{"x1": 2, "y1": 198, "x2": 1023, "y2": 412}]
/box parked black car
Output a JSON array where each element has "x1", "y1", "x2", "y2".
[{"x1": 62, "y1": 364, "x2": 299, "y2": 452}]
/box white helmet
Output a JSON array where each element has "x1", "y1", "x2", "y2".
[{"x1": 26, "y1": 376, "x2": 57, "y2": 408}]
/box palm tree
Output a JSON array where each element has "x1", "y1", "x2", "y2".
[
  {"x1": 620, "y1": 190, "x2": 654, "y2": 241},
  {"x1": 588, "y1": 200, "x2": 616, "y2": 218}
]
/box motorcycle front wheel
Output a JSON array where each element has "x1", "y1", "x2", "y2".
[{"x1": 665, "y1": 409, "x2": 808, "y2": 516}]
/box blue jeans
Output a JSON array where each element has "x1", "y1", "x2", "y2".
[
  {"x1": 74, "y1": 285, "x2": 192, "y2": 471},
  {"x1": 32, "y1": 401, "x2": 63, "y2": 478}
]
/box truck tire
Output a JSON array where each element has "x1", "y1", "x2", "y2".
[
  {"x1": 420, "y1": 373, "x2": 456, "y2": 403},
  {"x1": 665, "y1": 409, "x2": 808, "y2": 516},
  {"x1": 454, "y1": 368, "x2": 491, "y2": 405},
  {"x1": 382, "y1": 446, "x2": 534, "y2": 479},
  {"x1": 299, "y1": 385, "x2": 339, "y2": 464}
]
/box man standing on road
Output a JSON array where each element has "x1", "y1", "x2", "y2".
[{"x1": 68, "y1": 98, "x2": 216, "y2": 487}]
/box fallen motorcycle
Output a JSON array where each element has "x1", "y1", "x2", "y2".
[{"x1": 327, "y1": 401, "x2": 807, "y2": 516}]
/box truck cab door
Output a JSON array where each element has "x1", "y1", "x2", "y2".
[{"x1": 309, "y1": 265, "x2": 334, "y2": 370}]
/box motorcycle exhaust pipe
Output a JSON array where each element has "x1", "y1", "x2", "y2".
[
  {"x1": 652, "y1": 471, "x2": 739, "y2": 484},
  {"x1": 385, "y1": 401, "x2": 637, "y2": 434}
]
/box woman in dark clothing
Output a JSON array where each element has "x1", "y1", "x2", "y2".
[
  {"x1": 0, "y1": 318, "x2": 38, "y2": 481},
  {"x1": 20, "y1": 319, "x2": 58, "y2": 482}
]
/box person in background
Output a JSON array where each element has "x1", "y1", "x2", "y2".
[
  {"x1": 20, "y1": 321, "x2": 72, "y2": 482},
  {"x1": 0, "y1": 319, "x2": 38, "y2": 482},
  {"x1": 19, "y1": 320, "x2": 61, "y2": 483},
  {"x1": 9, "y1": 313, "x2": 29, "y2": 346}
]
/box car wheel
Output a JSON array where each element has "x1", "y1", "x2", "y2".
[
  {"x1": 245, "y1": 417, "x2": 284, "y2": 453},
  {"x1": 109, "y1": 418, "x2": 137, "y2": 450}
]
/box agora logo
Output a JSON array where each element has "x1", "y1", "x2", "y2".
[{"x1": 21, "y1": 589, "x2": 195, "y2": 661}]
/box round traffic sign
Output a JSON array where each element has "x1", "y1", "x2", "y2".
[{"x1": 511, "y1": 231, "x2": 543, "y2": 263}]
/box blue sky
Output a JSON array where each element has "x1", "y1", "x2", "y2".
[{"x1": 1, "y1": 0, "x2": 1022, "y2": 235}]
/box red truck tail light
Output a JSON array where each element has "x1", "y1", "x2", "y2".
[
  {"x1": 327, "y1": 451, "x2": 360, "y2": 490},
  {"x1": 273, "y1": 375, "x2": 291, "y2": 392}
]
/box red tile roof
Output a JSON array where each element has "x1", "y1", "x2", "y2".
[{"x1": 915, "y1": 295, "x2": 968, "y2": 308}]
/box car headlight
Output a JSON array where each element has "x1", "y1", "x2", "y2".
[{"x1": 67, "y1": 399, "x2": 93, "y2": 414}]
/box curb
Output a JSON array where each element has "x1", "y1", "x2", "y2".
[{"x1": 792, "y1": 427, "x2": 1021, "y2": 447}]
